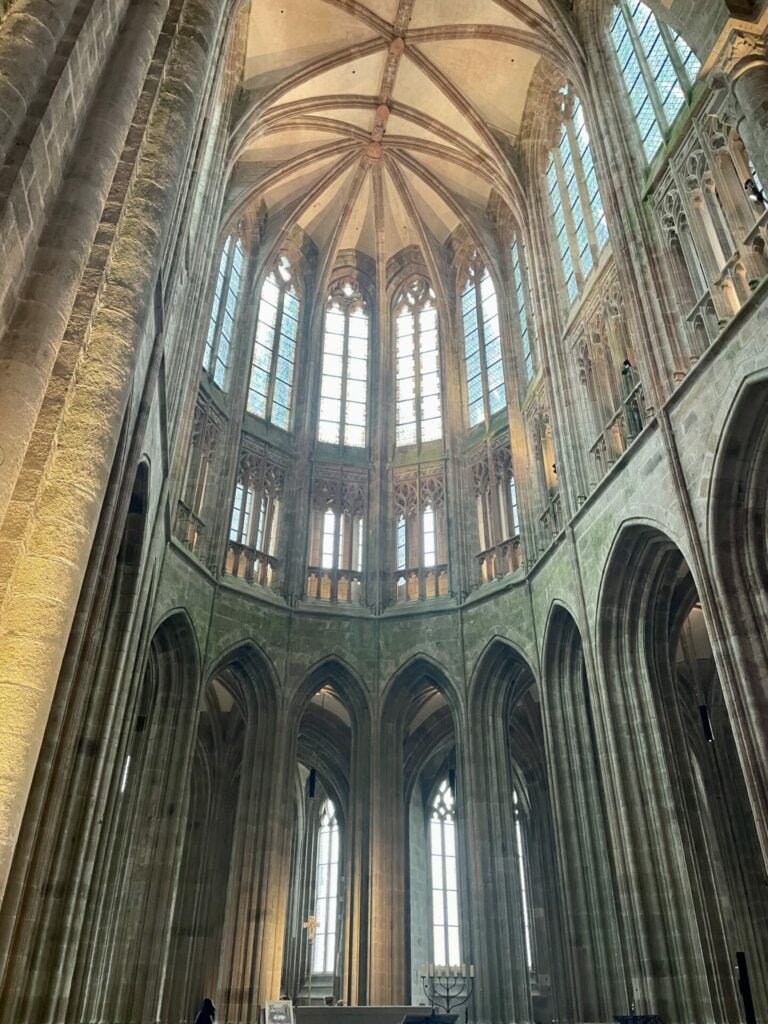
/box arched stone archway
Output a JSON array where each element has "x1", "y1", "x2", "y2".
[
  {"x1": 282, "y1": 659, "x2": 373, "y2": 1008},
  {"x1": 710, "y1": 376, "x2": 768, "y2": 869},
  {"x1": 164, "y1": 643, "x2": 281, "y2": 1024},
  {"x1": 370, "y1": 657, "x2": 461, "y2": 1006},
  {"x1": 596, "y1": 524, "x2": 768, "y2": 1022}
]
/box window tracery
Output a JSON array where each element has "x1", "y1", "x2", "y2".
[
  {"x1": 394, "y1": 278, "x2": 443, "y2": 447},
  {"x1": 225, "y1": 447, "x2": 284, "y2": 588},
  {"x1": 430, "y1": 777, "x2": 460, "y2": 967},
  {"x1": 307, "y1": 472, "x2": 366, "y2": 603},
  {"x1": 546, "y1": 87, "x2": 609, "y2": 306},
  {"x1": 470, "y1": 437, "x2": 522, "y2": 582},
  {"x1": 248, "y1": 256, "x2": 300, "y2": 430},
  {"x1": 318, "y1": 278, "x2": 370, "y2": 448},
  {"x1": 610, "y1": 0, "x2": 700, "y2": 164},
  {"x1": 393, "y1": 466, "x2": 448, "y2": 602},
  {"x1": 461, "y1": 257, "x2": 506, "y2": 427},
  {"x1": 176, "y1": 398, "x2": 223, "y2": 559},
  {"x1": 203, "y1": 234, "x2": 244, "y2": 389}
]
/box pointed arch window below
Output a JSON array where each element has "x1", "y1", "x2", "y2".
[
  {"x1": 431, "y1": 778, "x2": 460, "y2": 967},
  {"x1": 313, "y1": 798, "x2": 340, "y2": 975}
]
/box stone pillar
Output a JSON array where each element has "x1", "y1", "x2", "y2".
[
  {"x1": 461, "y1": 711, "x2": 531, "y2": 1024},
  {"x1": 0, "y1": 0, "x2": 238, "y2": 903},
  {"x1": 367, "y1": 709, "x2": 407, "y2": 1004},
  {"x1": 711, "y1": 30, "x2": 768, "y2": 189}
]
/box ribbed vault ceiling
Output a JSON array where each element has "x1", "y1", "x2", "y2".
[{"x1": 232, "y1": 0, "x2": 578, "y2": 269}]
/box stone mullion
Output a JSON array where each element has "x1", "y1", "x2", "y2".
[
  {"x1": 496, "y1": 235, "x2": 539, "y2": 562},
  {"x1": 369, "y1": 237, "x2": 389, "y2": 612},
  {"x1": 441, "y1": 285, "x2": 474, "y2": 599},
  {"x1": 283, "y1": 260, "x2": 320, "y2": 605}
]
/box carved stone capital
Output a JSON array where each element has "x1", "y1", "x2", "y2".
[{"x1": 711, "y1": 28, "x2": 768, "y2": 83}]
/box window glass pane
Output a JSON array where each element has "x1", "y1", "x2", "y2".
[
  {"x1": 431, "y1": 779, "x2": 460, "y2": 965},
  {"x1": 204, "y1": 239, "x2": 231, "y2": 370}
]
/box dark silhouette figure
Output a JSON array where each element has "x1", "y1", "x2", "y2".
[{"x1": 195, "y1": 997, "x2": 216, "y2": 1024}]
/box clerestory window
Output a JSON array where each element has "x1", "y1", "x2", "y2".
[
  {"x1": 313, "y1": 798, "x2": 339, "y2": 974},
  {"x1": 611, "y1": 1, "x2": 700, "y2": 164},
  {"x1": 318, "y1": 279, "x2": 370, "y2": 448},
  {"x1": 511, "y1": 234, "x2": 538, "y2": 382},
  {"x1": 547, "y1": 87, "x2": 609, "y2": 305},
  {"x1": 203, "y1": 235, "x2": 244, "y2": 389},
  {"x1": 248, "y1": 257, "x2": 300, "y2": 430},
  {"x1": 395, "y1": 279, "x2": 443, "y2": 447},
  {"x1": 462, "y1": 260, "x2": 506, "y2": 427},
  {"x1": 430, "y1": 777, "x2": 460, "y2": 966}
]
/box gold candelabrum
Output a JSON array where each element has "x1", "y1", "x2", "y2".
[{"x1": 419, "y1": 964, "x2": 475, "y2": 1015}]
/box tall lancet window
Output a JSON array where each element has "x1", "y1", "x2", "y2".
[
  {"x1": 513, "y1": 789, "x2": 533, "y2": 971},
  {"x1": 462, "y1": 260, "x2": 506, "y2": 427},
  {"x1": 318, "y1": 279, "x2": 370, "y2": 448},
  {"x1": 611, "y1": 1, "x2": 700, "y2": 163},
  {"x1": 395, "y1": 279, "x2": 443, "y2": 446},
  {"x1": 511, "y1": 234, "x2": 537, "y2": 382},
  {"x1": 204, "y1": 235, "x2": 244, "y2": 389},
  {"x1": 313, "y1": 798, "x2": 340, "y2": 974},
  {"x1": 248, "y1": 257, "x2": 300, "y2": 429},
  {"x1": 431, "y1": 778, "x2": 460, "y2": 966},
  {"x1": 547, "y1": 87, "x2": 608, "y2": 305}
]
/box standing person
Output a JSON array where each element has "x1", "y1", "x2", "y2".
[{"x1": 195, "y1": 997, "x2": 216, "y2": 1024}]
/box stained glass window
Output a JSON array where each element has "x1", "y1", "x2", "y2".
[
  {"x1": 462, "y1": 261, "x2": 506, "y2": 427},
  {"x1": 318, "y1": 280, "x2": 369, "y2": 447},
  {"x1": 248, "y1": 258, "x2": 299, "y2": 430},
  {"x1": 204, "y1": 236, "x2": 244, "y2": 390},
  {"x1": 431, "y1": 777, "x2": 460, "y2": 966},
  {"x1": 395, "y1": 280, "x2": 443, "y2": 447},
  {"x1": 313, "y1": 798, "x2": 339, "y2": 974},
  {"x1": 511, "y1": 236, "x2": 537, "y2": 382},
  {"x1": 611, "y1": 0, "x2": 700, "y2": 163},
  {"x1": 547, "y1": 88, "x2": 609, "y2": 305}
]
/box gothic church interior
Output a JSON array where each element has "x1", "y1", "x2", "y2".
[{"x1": 1, "y1": 0, "x2": 768, "y2": 1022}]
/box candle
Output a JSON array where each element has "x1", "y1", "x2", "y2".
[
  {"x1": 428, "y1": 963, "x2": 434, "y2": 977},
  {"x1": 461, "y1": 963, "x2": 466, "y2": 977},
  {"x1": 469, "y1": 964, "x2": 475, "y2": 978},
  {"x1": 420, "y1": 963, "x2": 426, "y2": 978}
]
